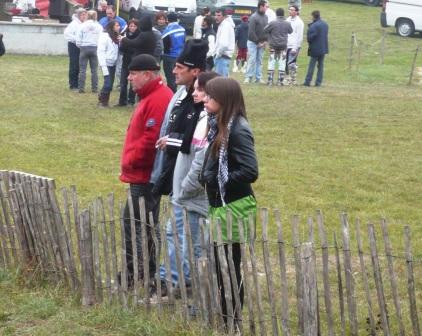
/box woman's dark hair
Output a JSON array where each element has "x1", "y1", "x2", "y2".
[
  {"x1": 128, "y1": 18, "x2": 140, "y2": 27},
  {"x1": 202, "y1": 15, "x2": 213, "y2": 28},
  {"x1": 155, "y1": 11, "x2": 167, "y2": 22},
  {"x1": 105, "y1": 19, "x2": 120, "y2": 43},
  {"x1": 205, "y1": 77, "x2": 247, "y2": 156},
  {"x1": 197, "y1": 71, "x2": 219, "y2": 89}
]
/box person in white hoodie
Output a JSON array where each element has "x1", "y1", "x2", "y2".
[
  {"x1": 97, "y1": 19, "x2": 121, "y2": 107},
  {"x1": 76, "y1": 10, "x2": 103, "y2": 93},
  {"x1": 285, "y1": 5, "x2": 304, "y2": 85},
  {"x1": 213, "y1": 8, "x2": 235, "y2": 77},
  {"x1": 64, "y1": 8, "x2": 87, "y2": 90}
]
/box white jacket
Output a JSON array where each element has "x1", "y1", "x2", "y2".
[
  {"x1": 287, "y1": 15, "x2": 304, "y2": 50},
  {"x1": 64, "y1": 14, "x2": 83, "y2": 44},
  {"x1": 97, "y1": 32, "x2": 119, "y2": 68},
  {"x1": 193, "y1": 15, "x2": 204, "y2": 39},
  {"x1": 214, "y1": 16, "x2": 235, "y2": 58},
  {"x1": 76, "y1": 20, "x2": 103, "y2": 47}
]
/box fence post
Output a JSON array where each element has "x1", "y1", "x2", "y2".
[
  {"x1": 334, "y1": 232, "x2": 346, "y2": 335},
  {"x1": 348, "y1": 32, "x2": 356, "y2": 71},
  {"x1": 404, "y1": 226, "x2": 421, "y2": 336},
  {"x1": 301, "y1": 242, "x2": 318, "y2": 336},
  {"x1": 80, "y1": 210, "x2": 96, "y2": 306},
  {"x1": 408, "y1": 46, "x2": 420, "y2": 86}
]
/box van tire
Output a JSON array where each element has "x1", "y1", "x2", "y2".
[
  {"x1": 364, "y1": 0, "x2": 379, "y2": 6},
  {"x1": 396, "y1": 19, "x2": 415, "y2": 37}
]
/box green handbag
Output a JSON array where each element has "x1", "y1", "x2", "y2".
[{"x1": 209, "y1": 195, "x2": 257, "y2": 243}]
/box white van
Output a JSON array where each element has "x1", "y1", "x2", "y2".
[{"x1": 381, "y1": 0, "x2": 422, "y2": 37}]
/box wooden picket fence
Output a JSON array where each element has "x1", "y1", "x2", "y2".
[{"x1": 0, "y1": 170, "x2": 420, "y2": 335}]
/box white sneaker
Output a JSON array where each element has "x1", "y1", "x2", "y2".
[
  {"x1": 243, "y1": 77, "x2": 251, "y2": 84},
  {"x1": 255, "y1": 79, "x2": 266, "y2": 84},
  {"x1": 232, "y1": 64, "x2": 238, "y2": 73}
]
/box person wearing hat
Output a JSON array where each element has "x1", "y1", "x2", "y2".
[
  {"x1": 120, "y1": 54, "x2": 173, "y2": 287},
  {"x1": 148, "y1": 39, "x2": 209, "y2": 292},
  {"x1": 161, "y1": 12, "x2": 186, "y2": 92}
]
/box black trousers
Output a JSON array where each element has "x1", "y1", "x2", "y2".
[
  {"x1": 68, "y1": 42, "x2": 80, "y2": 89},
  {"x1": 124, "y1": 183, "x2": 161, "y2": 281},
  {"x1": 214, "y1": 243, "x2": 244, "y2": 326}
]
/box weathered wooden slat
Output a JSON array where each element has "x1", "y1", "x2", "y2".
[
  {"x1": 380, "y1": 218, "x2": 405, "y2": 336},
  {"x1": 139, "y1": 197, "x2": 150, "y2": 308},
  {"x1": 127, "y1": 189, "x2": 139, "y2": 307},
  {"x1": 0, "y1": 178, "x2": 18, "y2": 263},
  {"x1": 197, "y1": 256, "x2": 210, "y2": 327},
  {"x1": 249, "y1": 214, "x2": 266, "y2": 336},
  {"x1": 98, "y1": 197, "x2": 112, "y2": 303},
  {"x1": 340, "y1": 213, "x2": 358, "y2": 336},
  {"x1": 334, "y1": 232, "x2": 345, "y2": 336},
  {"x1": 71, "y1": 186, "x2": 82, "y2": 264},
  {"x1": 225, "y1": 210, "x2": 244, "y2": 334},
  {"x1": 108, "y1": 193, "x2": 119, "y2": 302},
  {"x1": 215, "y1": 217, "x2": 234, "y2": 332},
  {"x1": 292, "y1": 215, "x2": 303, "y2": 334},
  {"x1": 199, "y1": 219, "x2": 214, "y2": 325},
  {"x1": 161, "y1": 218, "x2": 175, "y2": 307},
  {"x1": 238, "y1": 217, "x2": 256, "y2": 336},
  {"x1": 170, "y1": 208, "x2": 189, "y2": 318},
  {"x1": 0, "y1": 196, "x2": 11, "y2": 267},
  {"x1": 302, "y1": 242, "x2": 318, "y2": 336},
  {"x1": 404, "y1": 226, "x2": 421, "y2": 336},
  {"x1": 149, "y1": 212, "x2": 162, "y2": 312},
  {"x1": 368, "y1": 223, "x2": 390, "y2": 336},
  {"x1": 354, "y1": 218, "x2": 376, "y2": 336},
  {"x1": 316, "y1": 210, "x2": 334, "y2": 336},
  {"x1": 274, "y1": 209, "x2": 289, "y2": 336},
  {"x1": 79, "y1": 210, "x2": 96, "y2": 306},
  {"x1": 92, "y1": 202, "x2": 103, "y2": 303},
  {"x1": 119, "y1": 202, "x2": 128, "y2": 309},
  {"x1": 261, "y1": 208, "x2": 278, "y2": 336}
]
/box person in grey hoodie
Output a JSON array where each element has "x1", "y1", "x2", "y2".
[
  {"x1": 264, "y1": 8, "x2": 292, "y2": 86},
  {"x1": 244, "y1": 0, "x2": 268, "y2": 83}
]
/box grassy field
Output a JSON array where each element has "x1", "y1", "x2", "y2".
[{"x1": 0, "y1": 0, "x2": 421, "y2": 334}]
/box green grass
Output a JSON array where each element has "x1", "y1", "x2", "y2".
[{"x1": 0, "y1": 0, "x2": 421, "y2": 334}]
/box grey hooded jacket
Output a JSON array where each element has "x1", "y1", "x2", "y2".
[{"x1": 264, "y1": 16, "x2": 293, "y2": 50}]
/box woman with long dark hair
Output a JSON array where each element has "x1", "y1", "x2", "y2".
[
  {"x1": 200, "y1": 77, "x2": 258, "y2": 328},
  {"x1": 97, "y1": 19, "x2": 120, "y2": 107}
]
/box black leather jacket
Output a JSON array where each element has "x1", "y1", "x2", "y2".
[{"x1": 200, "y1": 116, "x2": 258, "y2": 208}]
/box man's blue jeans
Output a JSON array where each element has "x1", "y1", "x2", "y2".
[
  {"x1": 160, "y1": 205, "x2": 204, "y2": 286},
  {"x1": 304, "y1": 55, "x2": 325, "y2": 86},
  {"x1": 245, "y1": 40, "x2": 265, "y2": 81},
  {"x1": 214, "y1": 56, "x2": 231, "y2": 77}
]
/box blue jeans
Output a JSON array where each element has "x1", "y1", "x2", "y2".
[
  {"x1": 160, "y1": 205, "x2": 204, "y2": 285},
  {"x1": 100, "y1": 65, "x2": 116, "y2": 95},
  {"x1": 214, "y1": 56, "x2": 231, "y2": 77},
  {"x1": 245, "y1": 40, "x2": 265, "y2": 81},
  {"x1": 304, "y1": 55, "x2": 325, "y2": 86}
]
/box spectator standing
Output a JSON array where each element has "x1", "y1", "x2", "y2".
[
  {"x1": 0, "y1": 33, "x2": 5, "y2": 57},
  {"x1": 213, "y1": 8, "x2": 235, "y2": 77},
  {"x1": 98, "y1": 5, "x2": 127, "y2": 32},
  {"x1": 264, "y1": 8, "x2": 292, "y2": 86},
  {"x1": 154, "y1": 11, "x2": 168, "y2": 33},
  {"x1": 76, "y1": 10, "x2": 103, "y2": 93},
  {"x1": 201, "y1": 16, "x2": 216, "y2": 71},
  {"x1": 233, "y1": 15, "x2": 249, "y2": 73},
  {"x1": 149, "y1": 40, "x2": 209, "y2": 290},
  {"x1": 200, "y1": 77, "x2": 258, "y2": 327},
  {"x1": 161, "y1": 13, "x2": 186, "y2": 92},
  {"x1": 285, "y1": 5, "x2": 304, "y2": 85},
  {"x1": 304, "y1": 10, "x2": 329, "y2": 87},
  {"x1": 64, "y1": 8, "x2": 87, "y2": 91},
  {"x1": 120, "y1": 54, "x2": 173, "y2": 288},
  {"x1": 97, "y1": 19, "x2": 121, "y2": 107},
  {"x1": 116, "y1": 18, "x2": 140, "y2": 106},
  {"x1": 244, "y1": 0, "x2": 268, "y2": 84},
  {"x1": 288, "y1": 0, "x2": 302, "y2": 10},
  {"x1": 193, "y1": 7, "x2": 210, "y2": 39},
  {"x1": 96, "y1": 0, "x2": 108, "y2": 21}
]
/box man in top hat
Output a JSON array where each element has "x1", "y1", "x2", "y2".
[
  {"x1": 149, "y1": 39, "x2": 209, "y2": 292},
  {"x1": 120, "y1": 54, "x2": 173, "y2": 287}
]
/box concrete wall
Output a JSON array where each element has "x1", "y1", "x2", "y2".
[{"x1": 0, "y1": 20, "x2": 67, "y2": 55}]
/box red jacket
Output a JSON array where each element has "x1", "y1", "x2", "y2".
[{"x1": 120, "y1": 77, "x2": 173, "y2": 184}]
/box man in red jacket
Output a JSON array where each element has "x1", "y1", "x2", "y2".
[{"x1": 120, "y1": 54, "x2": 173, "y2": 287}]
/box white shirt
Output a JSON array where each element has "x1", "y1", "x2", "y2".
[
  {"x1": 193, "y1": 15, "x2": 204, "y2": 39},
  {"x1": 287, "y1": 15, "x2": 304, "y2": 50},
  {"x1": 64, "y1": 15, "x2": 83, "y2": 44},
  {"x1": 97, "y1": 32, "x2": 119, "y2": 67},
  {"x1": 76, "y1": 20, "x2": 103, "y2": 47}
]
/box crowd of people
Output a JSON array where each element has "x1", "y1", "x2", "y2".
[{"x1": 60, "y1": 0, "x2": 329, "y2": 325}]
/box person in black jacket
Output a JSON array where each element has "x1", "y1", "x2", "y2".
[
  {"x1": 233, "y1": 16, "x2": 248, "y2": 72},
  {"x1": 304, "y1": 10, "x2": 329, "y2": 87},
  {"x1": 120, "y1": 15, "x2": 156, "y2": 57},
  {"x1": 116, "y1": 19, "x2": 140, "y2": 106},
  {"x1": 0, "y1": 33, "x2": 5, "y2": 57},
  {"x1": 200, "y1": 77, "x2": 258, "y2": 328}
]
